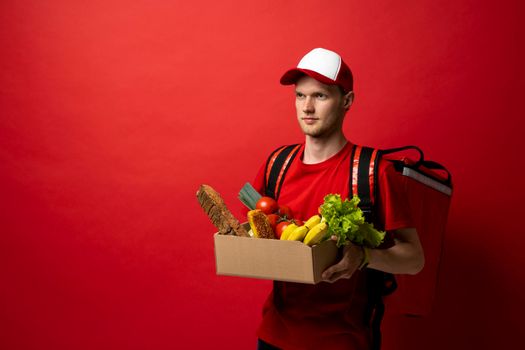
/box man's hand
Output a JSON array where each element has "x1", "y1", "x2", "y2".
[{"x1": 321, "y1": 239, "x2": 364, "y2": 283}]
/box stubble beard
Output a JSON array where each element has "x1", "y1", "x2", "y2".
[
  {"x1": 299, "y1": 123, "x2": 322, "y2": 137},
  {"x1": 298, "y1": 117, "x2": 343, "y2": 139}
]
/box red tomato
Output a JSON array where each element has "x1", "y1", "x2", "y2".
[
  {"x1": 275, "y1": 221, "x2": 291, "y2": 239},
  {"x1": 256, "y1": 196, "x2": 279, "y2": 215},
  {"x1": 292, "y1": 218, "x2": 303, "y2": 226},
  {"x1": 267, "y1": 214, "x2": 280, "y2": 232},
  {"x1": 278, "y1": 204, "x2": 293, "y2": 219}
]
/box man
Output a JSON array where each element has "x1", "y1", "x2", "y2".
[{"x1": 251, "y1": 48, "x2": 425, "y2": 350}]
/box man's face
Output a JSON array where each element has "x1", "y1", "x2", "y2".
[{"x1": 294, "y1": 76, "x2": 352, "y2": 139}]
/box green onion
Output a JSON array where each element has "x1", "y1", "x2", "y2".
[{"x1": 238, "y1": 182, "x2": 262, "y2": 210}]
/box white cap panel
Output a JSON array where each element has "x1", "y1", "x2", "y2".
[{"x1": 297, "y1": 48, "x2": 342, "y2": 81}]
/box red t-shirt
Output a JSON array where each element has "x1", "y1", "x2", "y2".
[{"x1": 252, "y1": 142, "x2": 413, "y2": 350}]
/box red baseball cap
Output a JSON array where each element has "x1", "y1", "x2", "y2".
[{"x1": 280, "y1": 48, "x2": 353, "y2": 93}]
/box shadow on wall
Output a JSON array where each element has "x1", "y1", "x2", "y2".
[{"x1": 381, "y1": 214, "x2": 517, "y2": 350}]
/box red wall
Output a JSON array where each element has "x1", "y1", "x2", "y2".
[{"x1": 1, "y1": 1, "x2": 523, "y2": 349}]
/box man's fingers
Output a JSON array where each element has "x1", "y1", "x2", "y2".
[
  {"x1": 321, "y1": 266, "x2": 336, "y2": 280},
  {"x1": 322, "y1": 262, "x2": 346, "y2": 281},
  {"x1": 323, "y1": 269, "x2": 351, "y2": 283},
  {"x1": 321, "y1": 243, "x2": 362, "y2": 282}
]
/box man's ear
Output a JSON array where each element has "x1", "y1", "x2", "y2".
[{"x1": 343, "y1": 91, "x2": 354, "y2": 110}]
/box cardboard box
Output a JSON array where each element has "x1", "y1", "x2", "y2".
[{"x1": 213, "y1": 224, "x2": 339, "y2": 284}]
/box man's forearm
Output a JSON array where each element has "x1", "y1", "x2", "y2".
[{"x1": 367, "y1": 228, "x2": 425, "y2": 275}]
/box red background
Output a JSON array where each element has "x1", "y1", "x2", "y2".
[{"x1": 1, "y1": 1, "x2": 524, "y2": 349}]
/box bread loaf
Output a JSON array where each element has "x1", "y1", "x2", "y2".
[
  {"x1": 196, "y1": 184, "x2": 249, "y2": 237},
  {"x1": 247, "y1": 209, "x2": 275, "y2": 239}
]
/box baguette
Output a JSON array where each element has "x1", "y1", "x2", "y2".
[{"x1": 196, "y1": 184, "x2": 249, "y2": 237}]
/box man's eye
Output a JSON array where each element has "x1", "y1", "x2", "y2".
[
  {"x1": 296, "y1": 93, "x2": 305, "y2": 98},
  {"x1": 316, "y1": 93, "x2": 327, "y2": 99}
]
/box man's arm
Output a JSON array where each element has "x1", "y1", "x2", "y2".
[
  {"x1": 368, "y1": 228, "x2": 424, "y2": 274},
  {"x1": 322, "y1": 228, "x2": 424, "y2": 283}
]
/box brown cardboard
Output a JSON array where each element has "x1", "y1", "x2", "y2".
[{"x1": 213, "y1": 227, "x2": 338, "y2": 284}]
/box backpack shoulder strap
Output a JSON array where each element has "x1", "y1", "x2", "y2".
[
  {"x1": 264, "y1": 144, "x2": 302, "y2": 311},
  {"x1": 349, "y1": 145, "x2": 381, "y2": 222},
  {"x1": 351, "y1": 144, "x2": 397, "y2": 350},
  {"x1": 264, "y1": 144, "x2": 301, "y2": 200}
]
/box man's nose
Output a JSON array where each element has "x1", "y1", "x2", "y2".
[{"x1": 303, "y1": 97, "x2": 314, "y2": 113}]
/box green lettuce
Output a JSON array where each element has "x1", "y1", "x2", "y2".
[{"x1": 319, "y1": 194, "x2": 385, "y2": 248}]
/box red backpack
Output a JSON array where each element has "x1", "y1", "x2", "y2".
[{"x1": 264, "y1": 143, "x2": 453, "y2": 349}]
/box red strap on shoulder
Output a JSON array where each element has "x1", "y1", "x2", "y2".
[
  {"x1": 265, "y1": 146, "x2": 287, "y2": 186},
  {"x1": 264, "y1": 144, "x2": 302, "y2": 199},
  {"x1": 351, "y1": 145, "x2": 380, "y2": 207}
]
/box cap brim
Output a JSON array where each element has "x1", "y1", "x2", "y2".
[{"x1": 280, "y1": 68, "x2": 337, "y2": 86}]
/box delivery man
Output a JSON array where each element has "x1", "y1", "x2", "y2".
[{"x1": 251, "y1": 48, "x2": 425, "y2": 350}]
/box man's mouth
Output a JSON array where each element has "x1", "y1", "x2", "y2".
[{"x1": 302, "y1": 117, "x2": 319, "y2": 125}]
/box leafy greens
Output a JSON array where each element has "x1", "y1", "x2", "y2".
[{"x1": 319, "y1": 194, "x2": 385, "y2": 248}]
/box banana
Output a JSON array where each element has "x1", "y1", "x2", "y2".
[
  {"x1": 287, "y1": 225, "x2": 309, "y2": 241},
  {"x1": 280, "y1": 223, "x2": 298, "y2": 240},
  {"x1": 304, "y1": 214, "x2": 321, "y2": 229},
  {"x1": 303, "y1": 222, "x2": 328, "y2": 246},
  {"x1": 279, "y1": 215, "x2": 325, "y2": 243}
]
